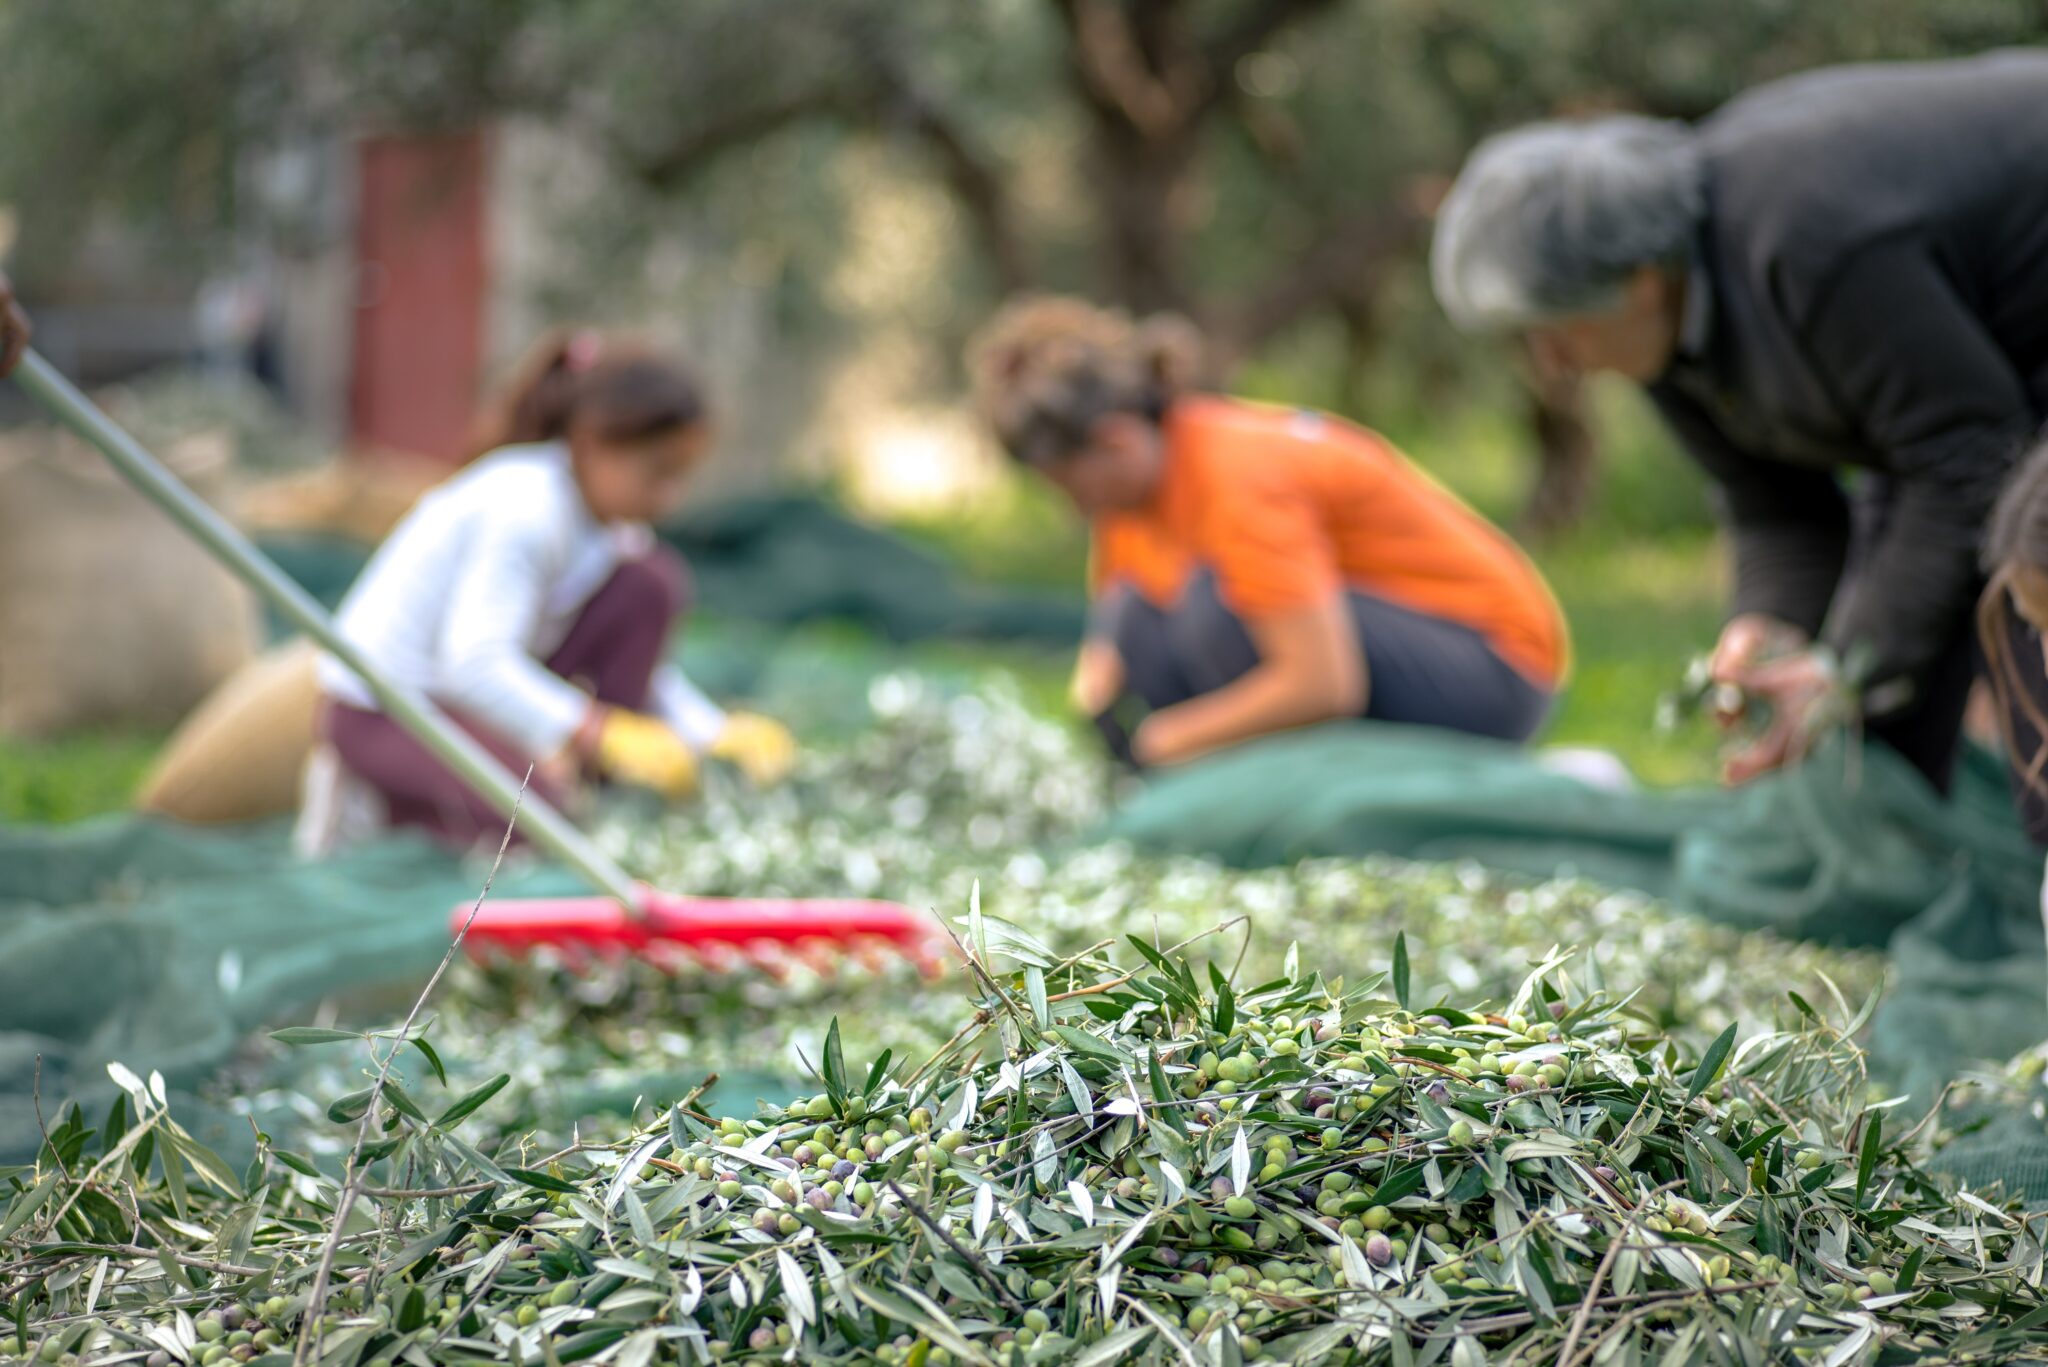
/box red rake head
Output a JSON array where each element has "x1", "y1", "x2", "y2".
[{"x1": 453, "y1": 887, "x2": 950, "y2": 976}]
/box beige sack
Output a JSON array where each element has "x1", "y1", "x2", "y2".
[
  {"x1": 0, "y1": 427, "x2": 259, "y2": 736},
  {"x1": 136, "y1": 639, "x2": 323, "y2": 823}
]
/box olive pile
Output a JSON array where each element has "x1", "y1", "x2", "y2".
[{"x1": 6, "y1": 941, "x2": 2046, "y2": 1364}]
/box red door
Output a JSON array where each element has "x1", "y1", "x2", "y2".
[{"x1": 348, "y1": 131, "x2": 487, "y2": 463}]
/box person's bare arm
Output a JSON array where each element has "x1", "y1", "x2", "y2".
[
  {"x1": 1068, "y1": 638, "x2": 1125, "y2": 716},
  {"x1": 1133, "y1": 594, "x2": 1364, "y2": 765},
  {"x1": 0, "y1": 274, "x2": 29, "y2": 378}
]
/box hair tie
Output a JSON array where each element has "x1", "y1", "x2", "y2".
[{"x1": 564, "y1": 329, "x2": 604, "y2": 375}]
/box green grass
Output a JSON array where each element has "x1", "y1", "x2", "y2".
[
  {"x1": 1534, "y1": 533, "x2": 1723, "y2": 785},
  {"x1": 0, "y1": 730, "x2": 162, "y2": 824}
]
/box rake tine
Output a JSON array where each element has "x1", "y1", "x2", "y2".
[
  {"x1": 645, "y1": 941, "x2": 692, "y2": 975},
  {"x1": 691, "y1": 942, "x2": 746, "y2": 975},
  {"x1": 743, "y1": 941, "x2": 795, "y2": 980},
  {"x1": 792, "y1": 940, "x2": 844, "y2": 978},
  {"x1": 846, "y1": 936, "x2": 895, "y2": 974}
]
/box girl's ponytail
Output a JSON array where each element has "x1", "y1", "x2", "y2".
[{"x1": 465, "y1": 329, "x2": 706, "y2": 462}]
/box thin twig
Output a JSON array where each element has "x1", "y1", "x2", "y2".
[
  {"x1": 30, "y1": 1056, "x2": 60, "y2": 1212},
  {"x1": 361, "y1": 1181, "x2": 501, "y2": 1200},
  {"x1": 428, "y1": 1215, "x2": 529, "y2": 1352},
  {"x1": 294, "y1": 770, "x2": 531, "y2": 1367},
  {"x1": 884, "y1": 1179, "x2": 1028, "y2": 1316},
  {"x1": 1557, "y1": 1180, "x2": 1683, "y2": 1367},
  {"x1": 903, "y1": 1011, "x2": 995, "y2": 1091},
  {"x1": 22, "y1": 1241, "x2": 269, "y2": 1279},
  {"x1": 1049, "y1": 919, "x2": 1248, "y2": 1004}
]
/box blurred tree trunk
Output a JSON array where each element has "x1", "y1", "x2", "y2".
[
  {"x1": 1050, "y1": 0, "x2": 1381, "y2": 328},
  {"x1": 613, "y1": 0, "x2": 1413, "y2": 381},
  {"x1": 1521, "y1": 370, "x2": 1598, "y2": 539}
]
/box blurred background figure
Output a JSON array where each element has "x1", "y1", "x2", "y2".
[
  {"x1": 193, "y1": 264, "x2": 283, "y2": 396},
  {"x1": 971, "y1": 296, "x2": 1565, "y2": 766},
  {"x1": 1432, "y1": 52, "x2": 2048, "y2": 792},
  {"x1": 306, "y1": 330, "x2": 798, "y2": 851},
  {"x1": 0, "y1": 272, "x2": 26, "y2": 376}
]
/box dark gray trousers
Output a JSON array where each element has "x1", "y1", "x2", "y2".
[{"x1": 1094, "y1": 573, "x2": 1553, "y2": 744}]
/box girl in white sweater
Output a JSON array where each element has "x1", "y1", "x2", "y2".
[{"x1": 317, "y1": 330, "x2": 793, "y2": 847}]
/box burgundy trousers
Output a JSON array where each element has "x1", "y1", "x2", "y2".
[{"x1": 324, "y1": 547, "x2": 688, "y2": 846}]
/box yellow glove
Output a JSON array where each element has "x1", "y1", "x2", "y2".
[
  {"x1": 594, "y1": 710, "x2": 699, "y2": 799},
  {"x1": 709, "y1": 712, "x2": 798, "y2": 787}
]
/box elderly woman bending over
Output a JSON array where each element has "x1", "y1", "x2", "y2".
[{"x1": 1431, "y1": 52, "x2": 2048, "y2": 790}]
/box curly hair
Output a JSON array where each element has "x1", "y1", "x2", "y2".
[
  {"x1": 1980, "y1": 435, "x2": 2048, "y2": 798},
  {"x1": 967, "y1": 296, "x2": 1208, "y2": 466}
]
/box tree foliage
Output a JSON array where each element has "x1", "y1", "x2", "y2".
[{"x1": 4, "y1": 0, "x2": 2043, "y2": 518}]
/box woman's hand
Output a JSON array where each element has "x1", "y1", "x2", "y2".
[
  {"x1": 710, "y1": 712, "x2": 799, "y2": 787},
  {"x1": 1709, "y1": 613, "x2": 1808, "y2": 689},
  {"x1": 1069, "y1": 639, "x2": 1126, "y2": 716},
  {"x1": 1718, "y1": 647, "x2": 1840, "y2": 784},
  {"x1": 0, "y1": 274, "x2": 29, "y2": 378},
  {"x1": 1134, "y1": 594, "x2": 1363, "y2": 766},
  {"x1": 592, "y1": 708, "x2": 700, "y2": 799},
  {"x1": 1708, "y1": 617, "x2": 1838, "y2": 783}
]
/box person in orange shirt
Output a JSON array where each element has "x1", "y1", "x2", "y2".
[{"x1": 970, "y1": 297, "x2": 1569, "y2": 766}]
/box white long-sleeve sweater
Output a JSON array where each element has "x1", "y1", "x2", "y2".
[{"x1": 318, "y1": 442, "x2": 724, "y2": 757}]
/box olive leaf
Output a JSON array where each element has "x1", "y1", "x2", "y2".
[
  {"x1": 1686, "y1": 1022, "x2": 1739, "y2": 1105},
  {"x1": 1856, "y1": 1113, "x2": 1883, "y2": 1205},
  {"x1": 269, "y1": 1027, "x2": 361, "y2": 1046},
  {"x1": 1393, "y1": 931, "x2": 1412, "y2": 1010}
]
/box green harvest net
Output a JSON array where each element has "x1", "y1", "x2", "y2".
[
  {"x1": 0, "y1": 818, "x2": 572, "y2": 1165},
  {"x1": 1108, "y1": 724, "x2": 2048, "y2": 1195},
  {"x1": 254, "y1": 494, "x2": 1084, "y2": 645}
]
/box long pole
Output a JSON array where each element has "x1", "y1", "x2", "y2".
[{"x1": 10, "y1": 349, "x2": 641, "y2": 908}]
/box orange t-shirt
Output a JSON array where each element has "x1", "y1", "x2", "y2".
[{"x1": 1090, "y1": 396, "x2": 1569, "y2": 687}]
